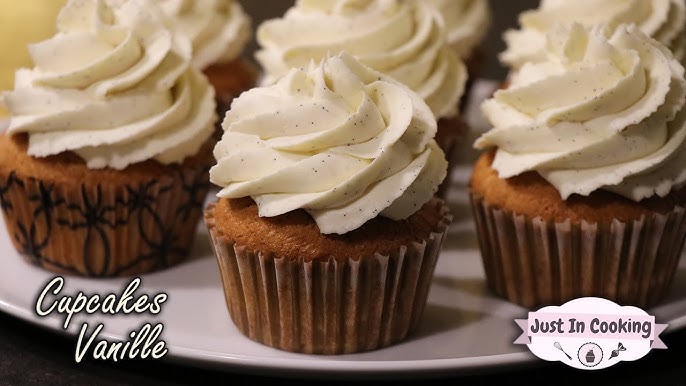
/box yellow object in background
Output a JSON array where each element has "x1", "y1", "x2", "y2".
[{"x1": 0, "y1": 0, "x2": 66, "y2": 117}]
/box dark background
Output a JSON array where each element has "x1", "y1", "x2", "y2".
[{"x1": 3, "y1": 1, "x2": 686, "y2": 385}]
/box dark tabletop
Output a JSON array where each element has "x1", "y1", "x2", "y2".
[
  {"x1": 2, "y1": 1, "x2": 686, "y2": 385},
  {"x1": 1, "y1": 311, "x2": 686, "y2": 386}
]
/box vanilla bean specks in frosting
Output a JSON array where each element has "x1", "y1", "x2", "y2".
[
  {"x1": 157, "y1": 0, "x2": 251, "y2": 70},
  {"x1": 2, "y1": 0, "x2": 216, "y2": 170},
  {"x1": 255, "y1": 0, "x2": 466, "y2": 120},
  {"x1": 501, "y1": 0, "x2": 686, "y2": 69},
  {"x1": 211, "y1": 53, "x2": 448, "y2": 235},
  {"x1": 476, "y1": 23, "x2": 686, "y2": 202}
]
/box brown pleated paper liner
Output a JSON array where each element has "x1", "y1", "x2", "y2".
[
  {"x1": 0, "y1": 165, "x2": 211, "y2": 277},
  {"x1": 204, "y1": 201, "x2": 453, "y2": 355},
  {"x1": 470, "y1": 192, "x2": 686, "y2": 309}
]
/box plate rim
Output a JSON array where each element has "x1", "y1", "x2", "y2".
[
  {"x1": 0, "y1": 293, "x2": 537, "y2": 376},
  {"x1": 3, "y1": 281, "x2": 686, "y2": 378}
]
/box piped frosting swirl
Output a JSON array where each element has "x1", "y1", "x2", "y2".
[
  {"x1": 211, "y1": 53, "x2": 448, "y2": 234},
  {"x1": 255, "y1": 0, "x2": 466, "y2": 120},
  {"x1": 476, "y1": 24, "x2": 686, "y2": 201},
  {"x1": 501, "y1": 0, "x2": 686, "y2": 69},
  {"x1": 2, "y1": 0, "x2": 216, "y2": 170},
  {"x1": 157, "y1": 0, "x2": 251, "y2": 70}
]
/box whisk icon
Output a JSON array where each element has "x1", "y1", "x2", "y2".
[{"x1": 554, "y1": 342, "x2": 572, "y2": 360}]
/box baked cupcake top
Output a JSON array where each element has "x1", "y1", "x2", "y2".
[
  {"x1": 428, "y1": 0, "x2": 491, "y2": 59},
  {"x1": 501, "y1": 0, "x2": 686, "y2": 70},
  {"x1": 2, "y1": 0, "x2": 216, "y2": 170},
  {"x1": 476, "y1": 23, "x2": 686, "y2": 202},
  {"x1": 157, "y1": 0, "x2": 251, "y2": 70},
  {"x1": 211, "y1": 52, "x2": 447, "y2": 235},
  {"x1": 255, "y1": 0, "x2": 466, "y2": 120}
]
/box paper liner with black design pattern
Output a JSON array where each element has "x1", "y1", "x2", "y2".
[
  {"x1": 0, "y1": 165, "x2": 211, "y2": 277},
  {"x1": 470, "y1": 192, "x2": 686, "y2": 309},
  {"x1": 204, "y1": 201, "x2": 452, "y2": 355}
]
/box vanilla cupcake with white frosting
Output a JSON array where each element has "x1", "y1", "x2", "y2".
[
  {"x1": 204, "y1": 53, "x2": 452, "y2": 354},
  {"x1": 256, "y1": 0, "x2": 469, "y2": 197},
  {"x1": 471, "y1": 23, "x2": 686, "y2": 308},
  {"x1": 158, "y1": 0, "x2": 256, "y2": 117},
  {"x1": 502, "y1": 0, "x2": 686, "y2": 71},
  {"x1": 0, "y1": 0, "x2": 217, "y2": 276}
]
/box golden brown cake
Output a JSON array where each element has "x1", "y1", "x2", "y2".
[
  {"x1": 210, "y1": 197, "x2": 446, "y2": 262},
  {"x1": 205, "y1": 53, "x2": 452, "y2": 354},
  {"x1": 471, "y1": 151, "x2": 686, "y2": 224}
]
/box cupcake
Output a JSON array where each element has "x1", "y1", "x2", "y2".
[
  {"x1": 501, "y1": 0, "x2": 686, "y2": 71},
  {"x1": 157, "y1": 0, "x2": 257, "y2": 120},
  {"x1": 428, "y1": 0, "x2": 491, "y2": 78},
  {"x1": 255, "y1": 0, "x2": 468, "y2": 197},
  {"x1": 471, "y1": 23, "x2": 686, "y2": 309},
  {"x1": 0, "y1": 0, "x2": 66, "y2": 117},
  {"x1": 205, "y1": 53, "x2": 452, "y2": 354},
  {"x1": 0, "y1": 0, "x2": 216, "y2": 277}
]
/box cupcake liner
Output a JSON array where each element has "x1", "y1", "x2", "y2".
[
  {"x1": 470, "y1": 192, "x2": 686, "y2": 309},
  {"x1": 0, "y1": 165, "x2": 211, "y2": 277},
  {"x1": 204, "y1": 200, "x2": 452, "y2": 355}
]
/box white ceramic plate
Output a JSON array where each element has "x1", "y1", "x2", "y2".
[{"x1": 0, "y1": 163, "x2": 685, "y2": 379}]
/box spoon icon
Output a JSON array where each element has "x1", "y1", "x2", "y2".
[{"x1": 554, "y1": 341, "x2": 572, "y2": 360}]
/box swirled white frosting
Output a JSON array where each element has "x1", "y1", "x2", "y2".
[
  {"x1": 211, "y1": 53, "x2": 448, "y2": 234},
  {"x1": 255, "y1": 0, "x2": 466, "y2": 120},
  {"x1": 2, "y1": 0, "x2": 216, "y2": 170},
  {"x1": 428, "y1": 0, "x2": 491, "y2": 59},
  {"x1": 157, "y1": 0, "x2": 251, "y2": 70},
  {"x1": 501, "y1": 0, "x2": 686, "y2": 70},
  {"x1": 476, "y1": 24, "x2": 686, "y2": 201}
]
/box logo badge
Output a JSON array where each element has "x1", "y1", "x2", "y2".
[{"x1": 514, "y1": 297, "x2": 668, "y2": 370}]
